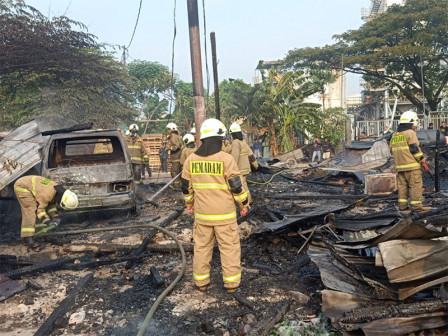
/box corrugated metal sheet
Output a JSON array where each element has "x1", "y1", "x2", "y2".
[{"x1": 0, "y1": 120, "x2": 46, "y2": 190}]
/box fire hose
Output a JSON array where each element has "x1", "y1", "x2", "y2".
[{"x1": 38, "y1": 222, "x2": 187, "y2": 336}]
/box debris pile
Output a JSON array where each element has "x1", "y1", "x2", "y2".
[{"x1": 308, "y1": 206, "x2": 448, "y2": 335}]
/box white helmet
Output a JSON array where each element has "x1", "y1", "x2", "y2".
[
  {"x1": 229, "y1": 122, "x2": 242, "y2": 133},
  {"x1": 166, "y1": 122, "x2": 178, "y2": 131},
  {"x1": 183, "y1": 134, "x2": 195, "y2": 145},
  {"x1": 60, "y1": 190, "x2": 79, "y2": 210},
  {"x1": 200, "y1": 119, "x2": 227, "y2": 140},
  {"x1": 125, "y1": 130, "x2": 130, "y2": 136},
  {"x1": 190, "y1": 126, "x2": 196, "y2": 134},
  {"x1": 129, "y1": 124, "x2": 139, "y2": 133},
  {"x1": 400, "y1": 110, "x2": 418, "y2": 126}
]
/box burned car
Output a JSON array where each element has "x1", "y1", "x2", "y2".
[{"x1": 40, "y1": 130, "x2": 136, "y2": 214}]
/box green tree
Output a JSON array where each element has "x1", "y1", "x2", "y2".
[
  {"x1": 303, "y1": 107, "x2": 347, "y2": 145},
  {"x1": 0, "y1": 1, "x2": 137, "y2": 129},
  {"x1": 285, "y1": 0, "x2": 448, "y2": 113}
]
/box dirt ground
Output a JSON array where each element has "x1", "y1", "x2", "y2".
[{"x1": 0, "y1": 170, "x2": 447, "y2": 335}]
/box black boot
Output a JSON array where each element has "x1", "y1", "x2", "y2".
[{"x1": 22, "y1": 237, "x2": 41, "y2": 248}]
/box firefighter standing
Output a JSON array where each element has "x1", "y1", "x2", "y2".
[
  {"x1": 166, "y1": 122, "x2": 182, "y2": 188},
  {"x1": 390, "y1": 111, "x2": 426, "y2": 213},
  {"x1": 14, "y1": 175, "x2": 78, "y2": 247},
  {"x1": 181, "y1": 118, "x2": 249, "y2": 293},
  {"x1": 180, "y1": 134, "x2": 196, "y2": 166},
  {"x1": 126, "y1": 124, "x2": 148, "y2": 184},
  {"x1": 229, "y1": 123, "x2": 259, "y2": 204}
]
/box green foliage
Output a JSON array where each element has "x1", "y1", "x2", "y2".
[
  {"x1": 285, "y1": 0, "x2": 448, "y2": 113},
  {"x1": 304, "y1": 107, "x2": 348, "y2": 145},
  {"x1": 0, "y1": 1, "x2": 138, "y2": 129}
]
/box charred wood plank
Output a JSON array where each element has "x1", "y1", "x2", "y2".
[
  {"x1": 252, "y1": 262, "x2": 281, "y2": 275},
  {"x1": 159, "y1": 209, "x2": 183, "y2": 227},
  {"x1": 34, "y1": 273, "x2": 94, "y2": 336},
  {"x1": 150, "y1": 266, "x2": 164, "y2": 287},
  {"x1": 40, "y1": 123, "x2": 93, "y2": 136},
  {"x1": 63, "y1": 242, "x2": 194, "y2": 253},
  {"x1": 0, "y1": 274, "x2": 26, "y2": 302},
  {"x1": 248, "y1": 300, "x2": 290, "y2": 336},
  {"x1": 125, "y1": 237, "x2": 151, "y2": 269},
  {"x1": 287, "y1": 255, "x2": 310, "y2": 274},
  {"x1": 233, "y1": 290, "x2": 256, "y2": 311},
  {"x1": 5, "y1": 258, "x2": 77, "y2": 280},
  {"x1": 339, "y1": 299, "x2": 447, "y2": 324}
]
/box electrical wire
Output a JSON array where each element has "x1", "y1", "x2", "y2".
[
  {"x1": 202, "y1": 0, "x2": 210, "y2": 110},
  {"x1": 247, "y1": 169, "x2": 287, "y2": 185},
  {"x1": 127, "y1": 0, "x2": 143, "y2": 49}
]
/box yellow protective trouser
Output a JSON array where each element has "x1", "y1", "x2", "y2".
[
  {"x1": 16, "y1": 192, "x2": 37, "y2": 238},
  {"x1": 242, "y1": 175, "x2": 252, "y2": 204},
  {"x1": 171, "y1": 161, "x2": 181, "y2": 187},
  {"x1": 397, "y1": 170, "x2": 423, "y2": 210},
  {"x1": 193, "y1": 221, "x2": 241, "y2": 289}
]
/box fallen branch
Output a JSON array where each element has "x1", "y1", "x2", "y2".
[
  {"x1": 233, "y1": 290, "x2": 256, "y2": 311},
  {"x1": 125, "y1": 237, "x2": 151, "y2": 270},
  {"x1": 5, "y1": 258, "x2": 77, "y2": 280},
  {"x1": 34, "y1": 273, "x2": 94, "y2": 336},
  {"x1": 297, "y1": 226, "x2": 316, "y2": 255}
]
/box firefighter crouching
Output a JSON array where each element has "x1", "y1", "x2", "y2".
[
  {"x1": 390, "y1": 111, "x2": 426, "y2": 213},
  {"x1": 181, "y1": 118, "x2": 249, "y2": 293},
  {"x1": 126, "y1": 124, "x2": 148, "y2": 184},
  {"x1": 14, "y1": 175, "x2": 78, "y2": 248},
  {"x1": 166, "y1": 122, "x2": 183, "y2": 188},
  {"x1": 229, "y1": 123, "x2": 259, "y2": 204},
  {"x1": 180, "y1": 134, "x2": 196, "y2": 166}
]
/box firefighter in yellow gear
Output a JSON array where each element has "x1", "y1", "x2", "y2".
[
  {"x1": 182, "y1": 118, "x2": 249, "y2": 293},
  {"x1": 229, "y1": 123, "x2": 259, "y2": 204},
  {"x1": 166, "y1": 122, "x2": 183, "y2": 188},
  {"x1": 126, "y1": 124, "x2": 148, "y2": 184},
  {"x1": 390, "y1": 111, "x2": 425, "y2": 212},
  {"x1": 180, "y1": 134, "x2": 196, "y2": 165},
  {"x1": 14, "y1": 175, "x2": 78, "y2": 247},
  {"x1": 93, "y1": 138, "x2": 113, "y2": 154}
]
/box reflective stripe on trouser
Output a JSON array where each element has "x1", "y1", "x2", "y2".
[
  {"x1": 16, "y1": 192, "x2": 37, "y2": 238},
  {"x1": 171, "y1": 161, "x2": 181, "y2": 187},
  {"x1": 132, "y1": 164, "x2": 142, "y2": 184},
  {"x1": 242, "y1": 175, "x2": 251, "y2": 204},
  {"x1": 397, "y1": 170, "x2": 423, "y2": 210},
  {"x1": 193, "y1": 221, "x2": 241, "y2": 289}
]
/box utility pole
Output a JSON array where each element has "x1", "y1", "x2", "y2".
[
  {"x1": 210, "y1": 32, "x2": 221, "y2": 120},
  {"x1": 187, "y1": 0, "x2": 206, "y2": 144}
]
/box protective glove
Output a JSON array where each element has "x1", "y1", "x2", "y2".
[
  {"x1": 51, "y1": 217, "x2": 61, "y2": 226},
  {"x1": 35, "y1": 223, "x2": 58, "y2": 236}
]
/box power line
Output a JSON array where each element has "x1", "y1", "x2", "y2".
[{"x1": 127, "y1": 0, "x2": 143, "y2": 49}]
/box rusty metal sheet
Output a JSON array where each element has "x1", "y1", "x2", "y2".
[
  {"x1": 364, "y1": 173, "x2": 397, "y2": 195},
  {"x1": 0, "y1": 274, "x2": 26, "y2": 301},
  {"x1": 378, "y1": 239, "x2": 448, "y2": 283}
]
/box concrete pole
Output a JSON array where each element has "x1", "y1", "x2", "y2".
[
  {"x1": 210, "y1": 32, "x2": 221, "y2": 120},
  {"x1": 187, "y1": 0, "x2": 206, "y2": 145}
]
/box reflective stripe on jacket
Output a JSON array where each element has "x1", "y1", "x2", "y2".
[
  {"x1": 390, "y1": 129, "x2": 422, "y2": 172},
  {"x1": 182, "y1": 151, "x2": 247, "y2": 226},
  {"x1": 126, "y1": 135, "x2": 146, "y2": 164}
]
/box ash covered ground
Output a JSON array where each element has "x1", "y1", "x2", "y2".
[{"x1": 1, "y1": 170, "x2": 447, "y2": 336}]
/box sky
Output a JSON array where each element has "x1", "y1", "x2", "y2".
[{"x1": 26, "y1": 0, "x2": 372, "y2": 94}]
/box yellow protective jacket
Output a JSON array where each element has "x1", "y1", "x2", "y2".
[
  {"x1": 230, "y1": 139, "x2": 258, "y2": 175},
  {"x1": 167, "y1": 133, "x2": 183, "y2": 163},
  {"x1": 181, "y1": 151, "x2": 248, "y2": 226},
  {"x1": 14, "y1": 175, "x2": 59, "y2": 223},
  {"x1": 180, "y1": 146, "x2": 196, "y2": 165},
  {"x1": 126, "y1": 135, "x2": 147, "y2": 164},
  {"x1": 390, "y1": 129, "x2": 424, "y2": 172}
]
